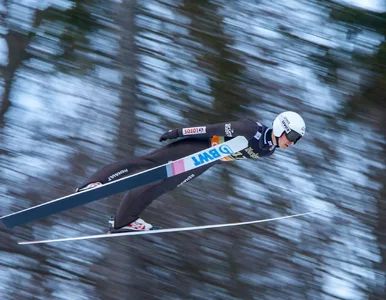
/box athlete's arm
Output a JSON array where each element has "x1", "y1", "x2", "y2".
[{"x1": 159, "y1": 119, "x2": 258, "y2": 142}]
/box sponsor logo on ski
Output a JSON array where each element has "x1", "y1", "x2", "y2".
[
  {"x1": 182, "y1": 127, "x2": 206, "y2": 135},
  {"x1": 191, "y1": 145, "x2": 233, "y2": 166}
]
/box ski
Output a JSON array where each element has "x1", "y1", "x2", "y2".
[
  {"x1": 18, "y1": 211, "x2": 317, "y2": 245},
  {"x1": 1, "y1": 136, "x2": 248, "y2": 228}
]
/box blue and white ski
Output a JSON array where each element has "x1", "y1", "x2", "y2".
[{"x1": 1, "y1": 136, "x2": 248, "y2": 228}]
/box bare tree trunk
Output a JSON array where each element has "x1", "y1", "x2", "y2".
[
  {"x1": 0, "y1": 6, "x2": 48, "y2": 125},
  {"x1": 112, "y1": 0, "x2": 140, "y2": 159},
  {"x1": 0, "y1": 30, "x2": 30, "y2": 124},
  {"x1": 96, "y1": 1, "x2": 140, "y2": 299}
]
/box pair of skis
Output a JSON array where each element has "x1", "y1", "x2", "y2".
[{"x1": 0, "y1": 136, "x2": 317, "y2": 245}]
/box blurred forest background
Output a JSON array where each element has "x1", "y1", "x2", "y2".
[{"x1": 0, "y1": 0, "x2": 385, "y2": 299}]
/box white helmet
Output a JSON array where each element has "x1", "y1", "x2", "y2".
[{"x1": 273, "y1": 111, "x2": 305, "y2": 144}]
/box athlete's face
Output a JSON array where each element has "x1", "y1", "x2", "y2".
[{"x1": 278, "y1": 134, "x2": 294, "y2": 150}]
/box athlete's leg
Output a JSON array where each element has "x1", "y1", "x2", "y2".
[
  {"x1": 76, "y1": 158, "x2": 152, "y2": 191},
  {"x1": 76, "y1": 138, "x2": 213, "y2": 228},
  {"x1": 76, "y1": 138, "x2": 205, "y2": 190},
  {"x1": 113, "y1": 138, "x2": 214, "y2": 228},
  {"x1": 113, "y1": 162, "x2": 216, "y2": 228}
]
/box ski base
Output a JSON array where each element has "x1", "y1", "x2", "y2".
[{"x1": 18, "y1": 211, "x2": 318, "y2": 245}]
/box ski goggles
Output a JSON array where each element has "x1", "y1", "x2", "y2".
[{"x1": 285, "y1": 130, "x2": 302, "y2": 144}]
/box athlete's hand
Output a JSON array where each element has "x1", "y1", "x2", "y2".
[{"x1": 159, "y1": 129, "x2": 179, "y2": 142}]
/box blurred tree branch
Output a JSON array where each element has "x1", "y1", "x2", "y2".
[
  {"x1": 0, "y1": 3, "x2": 54, "y2": 124},
  {"x1": 0, "y1": 1, "x2": 116, "y2": 125}
]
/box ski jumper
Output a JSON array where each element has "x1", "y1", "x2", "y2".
[{"x1": 77, "y1": 119, "x2": 277, "y2": 229}]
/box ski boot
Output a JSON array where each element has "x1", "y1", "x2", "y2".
[
  {"x1": 108, "y1": 216, "x2": 162, "y2": 233},
  {"x1": 75, "y1": 182, "x2": 103, "y2": 193}
]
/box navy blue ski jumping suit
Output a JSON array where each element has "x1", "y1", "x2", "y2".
[{"x1": 77, "y1": 119, "x2": 277, "y2": 229}]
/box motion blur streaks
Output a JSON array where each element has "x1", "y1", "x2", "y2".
[{"x1": 0, "y1": 1, "x2": 385, "y2": 299}]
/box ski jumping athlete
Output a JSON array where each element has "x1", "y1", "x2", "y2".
[{"x1": 75, "y1": 111, "x2": 306, "y2": 233}]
